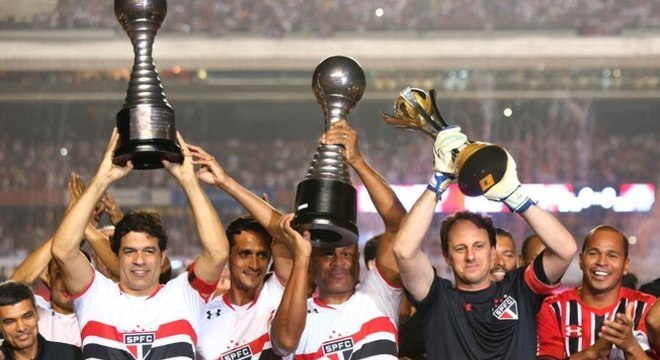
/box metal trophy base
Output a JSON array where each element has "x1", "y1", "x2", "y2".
[
  {"x1": 292, "y1": 179, "x2": 358, "y2": 248},
  {"x1": 113, "y1": 139, "x2": 183, "y2": 170},
  {"x1": 456, "y1": 143, "x2": 508, "y2": 197}
]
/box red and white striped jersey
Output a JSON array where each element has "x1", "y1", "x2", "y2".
[
  {"x1": 73, "y1": 265, "x2": 216, "y2": 359},
  {"x1": 537, "y1": 287, "x2": 656, "y2": 359},
  {"x1": 196, "y1": 274, "x2": 285, "y2": 360},
  {"x1": 291, "y1": 267, "x2": 403, "y2": 360}
]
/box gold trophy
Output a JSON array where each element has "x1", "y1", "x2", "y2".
[{"x1": 381, "y1": 87, "x2": 508, "y2": 197}]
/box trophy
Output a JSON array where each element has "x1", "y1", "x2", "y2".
[
  {"x1": 381, "y1": 87, "x2": 508, "y2": 197},
  {"x1": 113, "y1": 0, "x2": 183, "y2": 169},
  {"x1": 292, "y1": 56, "x2": 366, "y2": 248}
]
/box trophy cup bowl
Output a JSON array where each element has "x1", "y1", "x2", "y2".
[
  {"x1": 113, "y1": 0, "x2": 183, "y2": 170},
  {"x1": 292, "y1": 56, "x2": 366, "y2": 248},
  {"x1": 382, "y1": 87, "x2": 508, "y2": 197}
]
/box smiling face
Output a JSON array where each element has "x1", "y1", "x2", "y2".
[
  {"x1": 444, "y1": 220, "x2": 495, "y2": 291},
  {"x1": 311, "y1": 244, "x2": 360, "y2": 304},
  {"x1": 228, "y1": 230, "x2": 271, "y2": 299},
  {"x1": 117, "y1": 231, "x2": 163, "y2": 296},
  {"x1": 579, "y1": 228, "x2": 629, "y2": 297},
  {"x1": 0, "y1": 299, "x2": 39, "y2": 354},
  {"x1": 490, "y1": 234, "x2": 517, "y2": 282}
]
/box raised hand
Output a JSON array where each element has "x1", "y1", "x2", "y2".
[
  {"x1": 101, "y1": 191, "x2": 124, "y2": 225},
  {"x1": 96, "y1": 128, "x2": 133, "y2": 185},
  {"x1": 320, "y1": 119, "x2": 361, "y2": 166},
  {"x1": 275, "y1": 214, "x2": 312, "y2": 259},
  {"x1": 187, "y1": 143, "x2": 228, "y2": 187},
  {"x1": 162, "y1": 132, "x2": 196, "y2": 184},
  {"x1": 483, "y1": 150, "x2": 535, "y2": 213},
  {"x1": 65, "y1": 171, "x2": 85, "y2": 214},
  {"x1": 428, "y1": 125, "x2": 466, "y2": 198}
]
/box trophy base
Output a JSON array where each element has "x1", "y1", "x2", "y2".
[
  {"x1": 457, "y1": 143, "x2": 508, "y2": 197},
  {"x1": 292, "y1": 179, "x2": 358, "y2": 248},
  {"x1": 113, "y1": 139, "x2": 183, "y2": 170}
]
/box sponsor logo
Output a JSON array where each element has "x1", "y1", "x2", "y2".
[
  {"x1": 565, "y1": 325, "x2": 582, "y2": 338},
  {"x1": 322, "y1": 337, "x2": 354, "y2": 359},
  {"x1": 492, "y1": 295, "x2": 519, "y2": 320},
  {"x1": 206, "y1": 309, "x2": 222, "y2": 319},
  {"x1": 222, "y1": 344, "x2": 253, "y2": 360},
  {"x1": 124, "y1": 332, "x2": 155, "y2": 359}
]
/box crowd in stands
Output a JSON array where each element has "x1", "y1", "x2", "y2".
[
  {"x1": 0, "y1": 99, "x2": 657, "y2": 274},
  {"x1": 5, "y1": 0, "x2": 660, "y2": 36}
]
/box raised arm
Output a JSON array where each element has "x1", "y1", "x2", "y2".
[
  {"x1": 393, "y1": 125, "x2": 467, "y2": 301},
  {"x1": 323, "y1": 119, "x2": 406, "y2": 286},
  {"x1": 163, "y1": 133, "x2": 228, "y2": 284},
  {"x1": 393, "y1": 190, "x2": 438, "y2": 301},
  {"x1": 12, "y1": 172, "x2": 87, "y2": 285},
  {"x1": 188, "y1": 143, "x2": 292, "y2": 281},
  {"x1": 269, "y1": 214, "x2": 311, "y2": 356},
  {"x1": 10, "y1": 237, "x2": 52, "y2": 285},
  {"x1": 483, "y1": 150, "x2": 577, "y2": 284},
  {"x1": 51, "y1": 129, "x2": 133, "y2": 296}
]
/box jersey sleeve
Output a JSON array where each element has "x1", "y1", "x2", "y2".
[
  {"x1": 524, "y1": 252, "x2": 562, "y2": 296},
  {"x1": 537, "y1": 297, "x2": 566, "y2": 359},
  {"x1": 407, "y1": 275, "x2": 451, "y2": 317},
  {"x1": 186, "y1": 260, "x2": 219, "y2": 302},
  {"x1": 361, "y1": 265, "x2": 404, "y2": 322}
]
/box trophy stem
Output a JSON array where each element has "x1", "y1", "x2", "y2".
[
  {"x1": 125, "y1": 22, "x2": 169, "y2": 107},
  {"x1": 304, "y1": 144, "x2": 352, "y2": 184}
]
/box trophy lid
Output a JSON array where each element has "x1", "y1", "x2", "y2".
[{"x1": 312, "y1": 56, "x2": 366, "y2": 126}]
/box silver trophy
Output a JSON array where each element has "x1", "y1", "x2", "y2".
[
  {"x1": 113, "y1": 0, "x2": 182, "y2": 169},
  {"x1": 382, "y1": 87, "x2": 508, "y2": 197},
  {"x1": 292, "y1": 56, "x2": 366, "y2": 248}
]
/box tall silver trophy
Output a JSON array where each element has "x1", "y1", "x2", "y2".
[
  {"x1": 382, "y1": 87, "x2": 508, "y2": 196},
  {"x1": 292, "y1": 56, "x2": 366, "y2": 248},
  {"x1": 113, "y1": 0, "x2": 183, "y2": 169}
]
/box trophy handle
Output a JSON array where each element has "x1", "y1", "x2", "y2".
[{"x1": 429, "y1": 89, "x2": 451, "y2": 128}]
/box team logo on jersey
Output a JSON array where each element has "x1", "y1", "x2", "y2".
[
  {"x1": 124, "y1": 332, "x2": 155, "y2": 359},
  {"x1": 492, "y1": 295, "x2": 518, "y2": 320},
  {"x1": 565, "y1": 325, "x2": 582, "y2": 338},
  {"x1": 322, "y1": 337, "x2": 354, "y2": 360},
  {"x1": 221, "y1": 344, "x2": 253, "y2": 360}
]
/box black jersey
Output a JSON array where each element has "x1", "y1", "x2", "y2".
[{"x1": 411, "y1": 254, "x2": 557, "y2": 360}]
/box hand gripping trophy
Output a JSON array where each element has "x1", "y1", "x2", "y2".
[
  {"x1": 113, "y1": 0, "x2": 183, "y2": 169},
  {"x1": 381, "y1": 87, "x2": 508, "y2": 197},
  {"x1": 292, "y1": 56, "x2": 366, "y2": 248}
]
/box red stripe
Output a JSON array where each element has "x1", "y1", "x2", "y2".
[
  {"x1": 188, "y1": 261, "x2": 219, "y2": 302},
  {"x1": 295, "y1": 316, "x2": 397, "y2": 360},
  {"x1": 81, "y1": 319, "x2": 198, "y2": 345},
  {"x1": 524, "y1": 263, "x2": 558, "y2": 295},
  {"x1": 248, "y1": 333, "x2": 270, "y2": 355}
]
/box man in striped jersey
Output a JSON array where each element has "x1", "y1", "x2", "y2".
[{"x1": 537, "y1": 225, "x2": 657, "y2": 359}]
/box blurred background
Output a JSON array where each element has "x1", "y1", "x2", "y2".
[{"x1": 0, "y1": 0, "x2": 658, "y2": 285}]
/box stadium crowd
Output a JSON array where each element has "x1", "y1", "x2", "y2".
[{"x1": 4, "y1": 0, "x2": 660, "y2": 35}]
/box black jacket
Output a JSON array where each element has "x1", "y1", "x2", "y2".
[{"x1": 1, "y1": 333, "x2": 81, "y2": 360}]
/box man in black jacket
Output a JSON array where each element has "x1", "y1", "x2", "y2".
[{"x1": 0, "y1": 281, "x2": 81, "y2": 360}]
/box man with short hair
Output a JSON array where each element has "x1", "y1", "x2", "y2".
[
  {"x1": 0, "y1": 280, "x2": 81, "y2": 359},
  {"x1": 188, "y1": 141, "x2": 310, "y2": 359},
  {"x1": 537, "y1": 225, "x2": 656, "y2": 359},
  {"x1": 490, "y1": 228, "x2": 518, "y2": 282},
  {"x1": 520, "y1": 234, "x2": 546, "y2": 267},
  {"x1": 51, "y1": 130, "x2": 229, "y2": 359},
  {"x1": 393, "y1": 126, "x2": 578, "y2": 359},
  {"x1": 266, "y1": 119, "x2": 407, "y2": 359}
]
